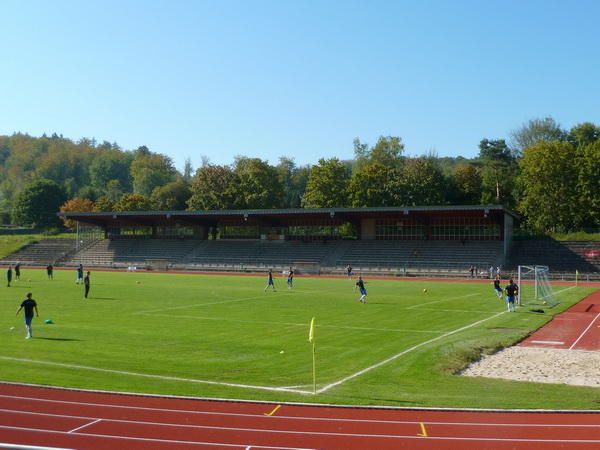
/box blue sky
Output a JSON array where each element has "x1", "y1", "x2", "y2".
[{"x1": 1, "y1": 0, "x2": 598, "y2": 172}]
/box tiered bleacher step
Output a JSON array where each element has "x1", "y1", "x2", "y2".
[
  {"x1": 184, "y1": 240, "x2": 263, "y2": 270},
  {"x1": 507, "y1": 240, "x2": 599, "y2": 274},
  {"x1": 242, "y1": 240, "x2": 338, "y2": 268},
  {"x1": 0, "y1": 238, "x2": 77, "y2": 266},
  {"x1": 335, "y1": 240, "x2": 504, "y2": 277},
  {"x1": 67, "y1": 239, "x2": 204, "y2": 268}
]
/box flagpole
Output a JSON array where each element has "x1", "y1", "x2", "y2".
[
  {"x1": 312, "y1": 340, "x2": 316, "y2": 394},
  {"x1": 309, "y1": 317, "x2": 316, "y2": 394}
]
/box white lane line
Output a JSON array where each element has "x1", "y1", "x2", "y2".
[
  {"x1": 68, "y1": 418, "x2": 101, "y2": 433},
  {"x1": 569, "y1": 312, "x2": 600, "y2": 350},
  {"x1": 1, "y1": 424, "x2": 599, "y2": 446}
]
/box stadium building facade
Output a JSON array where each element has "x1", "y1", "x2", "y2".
[{"x1": 60, "y1": 205, "x2": 518, "y2": 257}]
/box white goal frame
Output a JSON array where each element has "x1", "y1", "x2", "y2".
[{"x1": 517, "y1": 265, "x2": 559, "y2": 308}]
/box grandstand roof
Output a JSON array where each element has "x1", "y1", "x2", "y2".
[{"x1": 59, "y1": 205, "x2": 518, "y2": 228}]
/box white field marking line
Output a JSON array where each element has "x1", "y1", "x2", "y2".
[
  {"x1": 522, "y1": 285, "x2": 575, "y2": 304},
  {"x1": 1, "y1": 404, "x2": 598, "y2": 429},
  {"x1": 137, "y1": 296, "x2": 261, "y2": 314},
  {"x1": 406, "y1": 293, "x2": 479, "y2": 309},
  {"x1": 408, "y1": 308, "x2": 503, "y2": 314},
  {"x1": 137, "y1": 314, "x2": 445, "y2": 334},
  {"x1": 2, "y1": 424, "x2": 600, "y2": 446},
  {"x1": 0, "y1": 357, "x2": 309, "y2": 395},
  {"x1": 569, "y1": 312, "x2": 600, "y2": 350},
  {"x1": 317, "y1": 311, "x2": 506, "y2": 394},
  {"x1": 68, "y1": 418, "x2": 101, "y2": 433},
  {"x1": 137, "y1": 288, "x2": 342, "y2": 314},
  {"x1": 0, "y1": 426, "x2": 304, "y2": 449}
]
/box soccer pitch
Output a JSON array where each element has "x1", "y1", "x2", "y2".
[{"x1": 1, "y1": 269, "x2": 597, "y2": 409}]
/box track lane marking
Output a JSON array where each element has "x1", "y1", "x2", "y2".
[
  {"x1": 69, "y1": 418, "x2": 101, "y2": 433},
  {"x1": 1, "y1": 424, "x2": 600, "y2": 445},
  {"x1": 569, "y1": 312, "x2": 600, "y2": 350}
]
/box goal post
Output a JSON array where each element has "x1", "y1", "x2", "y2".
[
  {"x1": 146, "y1": 259, "x2": 168, "y2": 271},
  {"x1": 517, "y1": 265, "x2": 559, "y2": 308}
]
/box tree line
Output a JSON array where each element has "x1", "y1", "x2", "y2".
[{"x1": 1, "y1": 116, "x2": 599, "y2": 233}]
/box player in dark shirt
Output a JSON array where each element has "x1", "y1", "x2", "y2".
[
  {"x1": 264, "y1": 269, "x2": 276, "y2": 292},
  {"x1": 492, "y1": 276, "x2": 503, "y2": 299},
  {"x1": 354, "y1": 276, "x2": 367, "y2": 303},
  {"x1": 16, "y1": 293, "x2": 39, "y2": 339},
  {"x1": 504, "y1": 279, "x2": 519, "y2": 312}
]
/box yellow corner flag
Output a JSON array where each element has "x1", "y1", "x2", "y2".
[{"x1": 309, "y1": 317, "x2": 315, "y2": 343}]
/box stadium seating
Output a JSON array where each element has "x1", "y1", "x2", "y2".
[{"x1": 1, "y1": 237, "x2": 598, "y2": 278}]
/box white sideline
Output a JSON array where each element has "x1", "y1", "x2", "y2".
[
  {"x1": 316, "y1": 312, "x2": 506, "y2": 394},
  {"x1": 2, "y1": 309, "x2": 508, "y2": 396}
]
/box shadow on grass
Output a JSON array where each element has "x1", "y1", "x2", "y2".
[{"x1": 36, "y1": 337, "x2": 83, "y2": 342}]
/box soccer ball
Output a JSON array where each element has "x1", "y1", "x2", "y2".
[
  {"x1": 136, "y1": 281, "x2": 140, "y2": 284},
  {"x1": 543, "y1": 301, "x2": 547, "y2": 305},
  {"x1": 27, "y1": 279, "x2": 31, "y2": 282},
  {"x1": 423, "y1": 288, "x2": 427, "y2": 293}
]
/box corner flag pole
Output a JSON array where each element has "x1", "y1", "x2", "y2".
[{"x1": 309, "y1": 317, "x2": 316, "y2": 394}]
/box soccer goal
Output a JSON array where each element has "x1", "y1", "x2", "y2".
[{"x1": 517, "y1": 265, "x2": 559, "y2": 308}]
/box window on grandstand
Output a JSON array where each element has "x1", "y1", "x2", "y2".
[
  {"x1": 375, "y1": 219, "x2": 424, "y2": 240},
  {"x1": 220, "y1": 220, "x2": 261, "y2": 239},
  {"x1": 156, "y1": 226, "x2": 194, "y2": 237},
  {"x1": 287, "y1": 219, "x2": 342, "y2": 240},
  {"x1": 430, "y1": 217, "x2": 500, "y2": 240}
]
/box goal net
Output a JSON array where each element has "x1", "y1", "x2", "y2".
[{"x1": 517, "y1": 265, "x2": 559, "y2": 308}]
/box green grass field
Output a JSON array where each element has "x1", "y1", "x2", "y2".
[{"x1": 1, "y1": 268, "x2": 598, "y2": 410}]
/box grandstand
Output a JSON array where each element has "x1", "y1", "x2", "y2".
[
  {"x1": 333, "y1": 240, "x2": 504, "y2": 276},
  {"x1": 2, "y1": 205, "x2": 593, "y2": 278},
  {"x1": 506, "y1": 240, "x2": 600, "y2": 274},
  {"x1": 1, "y1": 236, "x2": 598, "y2": 279},
  {"x1": 0, "y1": 238, "x2": 77, "y2": 266}
]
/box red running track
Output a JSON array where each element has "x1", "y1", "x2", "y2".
[
  {"x1": 0, "y1": 383, "x2": 599, "y2": 450},
  {"x1": 520, "y1": 286, "x2": 600, "y2": 351}
]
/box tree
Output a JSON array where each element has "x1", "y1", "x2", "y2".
[
  {"x1": 233, "y1": 157, "x2": 284, "y2": 208},
  {"x1": 187, "y1": 164, "x2": 240, "y2": 210},
  {"x1": 477, "y1": 139, "x2": 514, "y2": 204},
  {"x1": 518, "y1": 141, "x2": 581, "y2": 231},
  {"x1": 276, "y1": 157, "x2": 309, "y2": 208},
  {"x1": 182, "y1": 157, "x2": 194, "y2": 184},
  {"x1": 130, "y1": 151, "x2": 177, "y2": 196},
  {"x1": 302, "y1": 158, "x2": 351, "y2": 208},
  {"x1": 89, "y1": 149, "x2": 133, "y2": 194},
  {"x1": 353, "y1": 136, "x2": 405, "y2": 173},
  {"x1": 389, "y1": 157, "x2": 446, "y2": 206},
  {"x1": 348, "y1": 163, "x2": 395, "y2": 207},
  {"x1": 93, "y1": 196, "x2": 116, "y2": 212},
  {"x1": 59, "y1": 197, "x2": 94, "y2": 229},
  {"x1": 567, "y1": 122, "x2": 600, "y2": 151},
  {"x1": 576, "y1": 140, "x2": 600, "y2": 227},
  {"x1": 151, "y1": 181, "x2": 192, "y2": 211},
  {"x1": 509, "y1": 116, "x2": 565, "y2": 156},
  {"x1": 451, "y1": 164, "x2": 483, "y2": 204},
  {"x1": 12, "y1": 179, "x2": 67, "y2": 229},
  {"x1": 114, "y1": 194, "x2": 153, "y2": 212}
]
